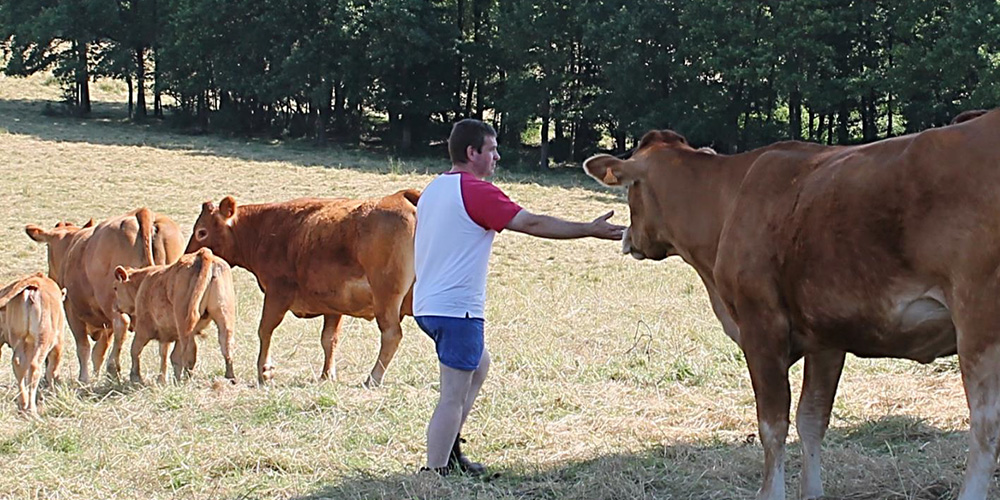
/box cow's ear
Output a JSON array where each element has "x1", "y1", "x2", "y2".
[
  {"x1": 583, "y1": 154, "x2": 641, "y2": 186},
  {"x1": 82, "y1": 218, "x2": 95, "y2": 228},
  {"x1": 114, "y1": 266, "x2": 129, "y2": 282},
  {"x1": 25, "y1": 224, "x2": 50, "y2": 242},
  {"x1": 219, "y1": 196, "x2": 237, "y2": 220}
]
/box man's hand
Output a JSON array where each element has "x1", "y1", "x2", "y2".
[{"x1": 588, "y1": 211, "x2": 626, "y2": 240}]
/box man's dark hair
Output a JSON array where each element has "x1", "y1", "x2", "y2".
[{"x1": 448, "y1": 118, "x2": 497, "y2": 164}]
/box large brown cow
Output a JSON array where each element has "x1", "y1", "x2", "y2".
[
  {"x1": 112, "y1": 247, "x2": 236, "y2": 384},
  {"x1": 585, "y1": 110, "x2": 1000, "y2": 500},
  {"x1": 0, "y1": 273, "x2": 64, "y2": 414},
  {"x1": 26, "y1": 208, "x2": 184, "y2": 383},
  {"x1": 185, "y1": 190, "x2": 419, "y2": 385}
]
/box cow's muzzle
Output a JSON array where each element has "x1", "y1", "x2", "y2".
[{"x1": 622, "y1": 227, "x2": 646, "y2": 260}]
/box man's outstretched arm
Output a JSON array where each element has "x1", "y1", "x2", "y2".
[{"x1": 506, "y1": 210, "x2": 625, "y2": 240}]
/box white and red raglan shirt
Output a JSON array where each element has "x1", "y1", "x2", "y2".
[{"x1": 414, "y1": 171, "x2": 523, "y2": 319}]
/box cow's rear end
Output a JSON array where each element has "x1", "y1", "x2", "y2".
[{"x1": 0, "y1": 274, "x2": 64, "y2": 415}]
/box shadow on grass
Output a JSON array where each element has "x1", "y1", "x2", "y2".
[
  {"x1": 0, "y1": 98, "x2": 624, "y2": 200},
  {"x1": 288, "y1": 415, "x2": 967, "y2": 500}
]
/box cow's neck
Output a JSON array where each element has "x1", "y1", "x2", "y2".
[
  {"x1": 226, "y1": 204, "x2": 269, "y2": 271},
  {"x1": 659, "y1": 151, "x2": 759, "y2": 282}
]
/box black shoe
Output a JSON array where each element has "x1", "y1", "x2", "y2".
[
  {"x1": 448, "y1": 434, "x2": 487, "y2": 476},
  {"x1": 419, "y1": 466, "x2": 451, "y2": 477}
]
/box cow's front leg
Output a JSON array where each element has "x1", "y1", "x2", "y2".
[
  {"x1": 319, "y1": 314, "x2": 343, "y2": 381},
  {"x1": 65, "y1": 308, "x2": 92, "y2": 384},
  {"x1": 256, "y1": 293, "x2": 291, "y2": 384},
  {"x1": 954, "y1": 300, "x2": 1000, "y2": 500},
  {"x1": 741, "y1": 310, "x2": 793, "y2": 500},
  {"x1": 796, "y1": 350, "x2": 845, "y2": 500},
  {"x1": 91, "y1": 329, "x2": 112, "y2": 382}
]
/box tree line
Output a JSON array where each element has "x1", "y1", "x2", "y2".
[{"x1": 2, "y1": 0, "x2": 999, "y2": 165}]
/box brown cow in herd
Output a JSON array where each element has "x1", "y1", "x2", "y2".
[
  {"x1": 25, "y1": 208, "x2": 184, "y2": 383},
  {"x1": 185, "y1": 190, "x2": 419, "y2": 385},
  {"x1": 0, "y1": 273, "x2": 64, "y2": 414},
  {"x1": 113, "y1": 247, "x2": 237, "y2": 384},
  {"x1": 585, "y1": 108, "x2": 1000, "y2": 500}
]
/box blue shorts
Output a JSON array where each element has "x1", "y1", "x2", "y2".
[{"x1": 415, "y1": 315, "x2": 485, "y2": 371}]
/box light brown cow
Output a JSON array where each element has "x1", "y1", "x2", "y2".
[
  {"x1": 26, "y1": 208, "x2": 184, "y2": 383},
  {"x1": 112, "y1": 247, "x2": 236, "y2": 384},
  {"x1": 0, "y1": 273, "x2": 64, "y2": 414},
  {"x1": 185, "y1": 190, "x2": 419, "y2": 385},
  {"x1": 585, "y1": 110, "x2": 1000, "y2": 500}
]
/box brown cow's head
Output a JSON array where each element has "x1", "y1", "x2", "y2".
[
  {"x1": 112, "y1": 266, "x2": 139, "y2": 315},
  {"x1": 186, "y1": 196, "x2": 238, "y2": 260},
  {"x1": 583, "y1": 130, "x2": 705, "y2": 261},
  {"x1": 25, "y1": 220, "x2": 92, "y2": 284}
]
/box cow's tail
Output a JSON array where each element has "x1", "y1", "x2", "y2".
[
  {"x1": 136, "y1": 207, "x2": 156, "y2": 267},
  {"x1": 0, "y1": 273, "x2": 44, "y2": 310},
  {"x1": 0, "y1": 285, "x2": 43, "y2": 342},
  {"x1": 181, "y1": 249, "x2": 215, "y2": 336}
]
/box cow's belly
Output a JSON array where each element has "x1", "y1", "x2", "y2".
[
  {"x1": 289, "y1": 277, "x2": 376, "y2": 320},
  {"x1": 799, "y1": 286, "x2": 957, "y2": 363}
]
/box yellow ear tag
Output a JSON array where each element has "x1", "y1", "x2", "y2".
[{"x1": 602, "y1": 169, "x2": 619, "y2": 185}]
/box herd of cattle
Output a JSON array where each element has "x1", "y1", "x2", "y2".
[
  {"x1": 1, "y1": 189, "x2": 421, "y2": 415},
  {"x1": 0, "y1": 107, "x2": 998, "y2": 499}
]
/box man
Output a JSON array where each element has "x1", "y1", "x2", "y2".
[{"x1": 414, "y1": 118, "x2": 625, "y2": 475}]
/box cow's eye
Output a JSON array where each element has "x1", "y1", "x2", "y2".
[{"x1": 196, "y1": 228, "x2": 209, "y2": 240}]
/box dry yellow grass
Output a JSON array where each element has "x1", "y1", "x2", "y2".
[{"x1": 0, "y1": 71, "x2": 984, "y2": 499}]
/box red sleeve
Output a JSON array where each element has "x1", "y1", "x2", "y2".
[{"x1": 460, "y1": 173, "x2": 523, "y2": 232}]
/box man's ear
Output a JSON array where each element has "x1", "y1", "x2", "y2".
[
  {"x1": 25, "y1": 224, "x2": 50, "y2": 243},
  {"x1": 114, "y1": 266, "x2": 130, "y2": 282},
  {"x1": 582, "y1": 155, "x2": 643, "y2": 186}
]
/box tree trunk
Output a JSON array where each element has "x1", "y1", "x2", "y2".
[
  {"x1": 77, "y1": 41, "x2": 91, "y2": 115},
  {"x1": 837, "y1": 100, "x2": 849, "y2": 144},
  {"x1": 539, "y1": 112, "x2": 550, "y2": 171},
  {"x1": 789, "y1": 88, "x2": 802, "y2": 140},
  {"x1": 127, "y1": 75, "x2": 134, "y2": 119},
  {"x1": 135, "y1": 46, "x2": 147, "y2": 120}
]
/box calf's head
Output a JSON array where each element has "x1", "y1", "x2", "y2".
[{"x1": 112, "y1": 266, "x2": 140, "y2": 315}]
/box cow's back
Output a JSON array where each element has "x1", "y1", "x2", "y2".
[{"x1": 63, "y1": 209, "x2": 184, "y2": 325}]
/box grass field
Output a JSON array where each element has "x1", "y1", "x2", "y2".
[{"x1": 0, "y1": 73, "x2": 984, "y2": 500}]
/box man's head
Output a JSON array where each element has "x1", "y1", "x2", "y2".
[{"x1": 449, "y1": 118, "x2": 500, "y2": 178}]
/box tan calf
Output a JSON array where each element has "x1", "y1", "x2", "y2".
[
  {"x1": 0, "y1": 273, "x2": 64, "y2": 415},
  {"x1": 112, "y1": 248, "x2": 236, "y2": 384}
]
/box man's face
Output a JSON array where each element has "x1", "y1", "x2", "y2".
[{"x1": 467, "y1": 135, "x2": 500, "y2": 179}]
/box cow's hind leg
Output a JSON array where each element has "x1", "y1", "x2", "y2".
[
  {"x1": 796, "y1": 350, "x2": 845, "y2": 500},
  {"x1": 11, "y1": 348, "x2": 28, "y2": 413},
  {"x1": 43, "y1": 338, "x2": 62, "y2": 387},
  {"x1": 211, "y1": 303, "x2": 237, "y2": 381},
  {"x1": 367, "y1": 293, "x2": 405, "y2": 388},
  {"x1": 954, "y1": 293, "x2": 1000, "y2": 500},
  {"x1": 319, "y1": 314, "x2": 343, "y2": 381}
]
